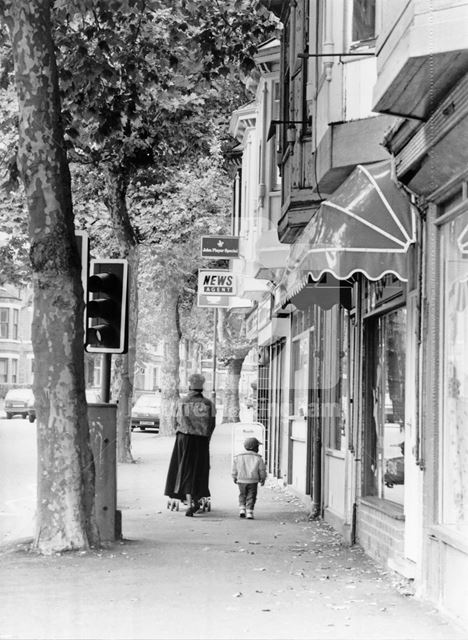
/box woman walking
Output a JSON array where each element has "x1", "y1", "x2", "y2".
[{"x1": 164, "y1": 373, "x2": 216, "y2": 516}]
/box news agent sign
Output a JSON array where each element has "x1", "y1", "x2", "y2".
[{"x1": 198, "y1": 269, "x2": 236, "y2": 296}]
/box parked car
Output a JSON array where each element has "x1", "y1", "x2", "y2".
[
  {"x1": 4, "y1": 388, "x2": 35, "y2": 422},
  {"x1": 131, "y1": 392, "x2": 161, "y2": 432},
  {"x1": 27, "y1": 389, "x2": 102, "y2": 424}
]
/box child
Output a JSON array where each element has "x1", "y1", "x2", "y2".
[{"x1": 232, "y1": 437, "x2": 267, "y2": 519}]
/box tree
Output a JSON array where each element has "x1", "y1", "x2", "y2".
[
  {"x1": 137, "y1": 148, "x2": 231, "y2": 434},
  {"x1": 50, "y1": 0, "x2": 276, "y2": 460},
  {"x1": 0, "y1": 0, "x2": 98, "y2": 554}
]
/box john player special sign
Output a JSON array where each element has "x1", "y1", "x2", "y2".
[
  {"x1": 198, "y1": 269, "x2": 236, "y2": 296},
  {"x1": 200, "y1": 236, "x2": 239, "y2": 258}
]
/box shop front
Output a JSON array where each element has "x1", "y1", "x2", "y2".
[
  {"x1": 423, "y1": 192, "x2": 468, "y2": 626},
  {"x1": 356, "y1": 276, "x2": 417, "y2": 571},
  {"x1": 277, "y1": 160, "x2": 417, "y2": 554}
]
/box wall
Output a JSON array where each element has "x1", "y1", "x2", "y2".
[{"x1": 356, "y1": 499, "x2": 405, "y2": 567}]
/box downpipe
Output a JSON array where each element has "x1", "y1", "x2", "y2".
[{"x1": 310, "y1": 417, "x2": 322, "y2": 519}]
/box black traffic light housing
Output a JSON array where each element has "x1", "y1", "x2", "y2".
[{"x1": 85, "y1": 259, "x2": 129, "y2": 354}]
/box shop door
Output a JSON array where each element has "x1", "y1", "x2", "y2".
[
  {"x1": 269, "y1": 340, "x2": 285, "y2": 478},
  {"x1": 289, "y1": 332, "x2": 310, "y2": 494},
  {"x1": 321, "y1": 308, "x2": 349, "y2": 523}
]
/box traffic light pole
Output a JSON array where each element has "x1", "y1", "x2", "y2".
[{"x1": 101, "y1": 353, "x2": 112, "y2": 403}]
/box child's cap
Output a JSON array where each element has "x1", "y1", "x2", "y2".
[{"x1": 244, "y1": 437, "x2": 262, "y2": 451}]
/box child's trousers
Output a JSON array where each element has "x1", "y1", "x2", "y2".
[{"x1": 238, "y1": 482, "x2": 258, "y2": 510}]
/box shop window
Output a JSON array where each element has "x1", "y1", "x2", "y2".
[
  {"x1": 0, "y1": 358, "x2": 8, "y2": 383},
  {"x1": 0, "y1": 308, "x2": 9, "y2": 338},
  {"x1": 257, "y1": 358, "x2": 269, "y2": 456},
  {"x1": 337, "y1": 314, "x2": 349, "y2": 452},
  {"x1": 441, "y1": 210, "x2": 468, "y2": 532},
  {"x1": 364, "y1": 307, "x2": 406, "y2": 504},
  {"x1": 292, "y1": 334, "x2": 309, "y2": 417},
  {"x1": 322, "y1": 309, "x2": 347, "y2": 451},
  {"x1": 351, "y1": 0, "x2": 375, "y2": 45}
]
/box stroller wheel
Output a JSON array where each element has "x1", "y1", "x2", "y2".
[{"x1": 167, "y1": 499, "x2": 179, "y2": 511}]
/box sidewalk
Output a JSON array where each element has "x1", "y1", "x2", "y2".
[{"x1": 1, "y1": 421, "x2": 467, "y2": 640}]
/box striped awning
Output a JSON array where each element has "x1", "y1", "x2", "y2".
[{"x1": 279, "y1": 160, "x2": 415, "y2": 306}]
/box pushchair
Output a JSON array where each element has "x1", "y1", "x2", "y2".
[{"x1": 166, "y1": 496, "x2": 211, "y2": 513}]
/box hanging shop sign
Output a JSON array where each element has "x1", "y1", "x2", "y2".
[
  {"x1": 201, "y1": 236, "x2": 240, "y2": 258},
  {"x1": 198, "y1": 269, "x2": 236, "y2": 296}
]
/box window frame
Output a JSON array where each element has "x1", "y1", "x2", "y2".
[
  {"x1": 0, "y1": 357, "x2": 8, "y2": 383},
  {"x1": 0, "y1": 308, "x2": 9, "y2": 339},
  {"x1": 12, "y1": 308, "x2": 19, "y2": 340},
  {"x1": 11, "y1": 358, "x2": 18, "y2": 384},
  {"x1": 350, "y1": 0, "x2": 376, "y2": 49}
]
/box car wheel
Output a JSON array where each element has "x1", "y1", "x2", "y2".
[
  {"x1": 6, "y1": 413, "x2": 12, "y2": 419},
  {"x1": 28, "y1": 414, "x2": 35, "y2": 423},
  {"x1": 140, "y1": 426, "x2": 146, "y2": 432},
  {"x1": 22, "y1": 413, "x2": 27, "y2": 419}
]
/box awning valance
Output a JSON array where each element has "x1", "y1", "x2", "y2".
[
  {"x1": 289, "y1": 273, "x2": 353, "y2": 311},
  {"x1": 280, "y1": 161, "x2": 415, "y2": 304}
]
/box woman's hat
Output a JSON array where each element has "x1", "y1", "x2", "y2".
[
  {"x1": 244, "y1": 437, "x2": 262, "y2": 451},
  {"x1": 188, "y1": 373, "x2": 205, "y2": 390}
]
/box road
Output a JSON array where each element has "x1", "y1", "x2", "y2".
[{"x1": 0, "y1": 415, "x2": 37, "y2": 544}]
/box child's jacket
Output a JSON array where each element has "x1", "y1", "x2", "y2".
[{"x1": 232, "y1": 451, "x2": 267, "y2": 484}]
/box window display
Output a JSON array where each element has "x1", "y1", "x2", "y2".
[{"x1": 366, "y1": 307, "x2": 406, "y2": 504}]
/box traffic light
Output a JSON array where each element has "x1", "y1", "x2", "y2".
[{"x1": 85, "y1": 259, "x2": 129, "y2": 354}]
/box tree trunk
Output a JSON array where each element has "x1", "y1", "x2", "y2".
[
  {"x1": 222, "y1": 357, "x2": 246, "y2": 423},
  {"x1": 2, "y1": 0, "x2": 99, "y2": 553},
  {"x1": 105, "y1": 167, "x2": 138, "y2": 463},
  {"x1": 159, "y1": 288, "x2": 180, "y2": 435},
  {"x1": 217, "y1": 309, "x2": 253, "y2": 424},
  {"x1": 111, "y1": 246, "x2": 139, "y2": 463}
]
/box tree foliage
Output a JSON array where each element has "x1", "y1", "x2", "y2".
[
  {"x1": 0, "y1": 83, "x2": 30, "y2": 285},
  {"x1": 54, "y1": 0, "x2": 277, "y2": 179}
]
